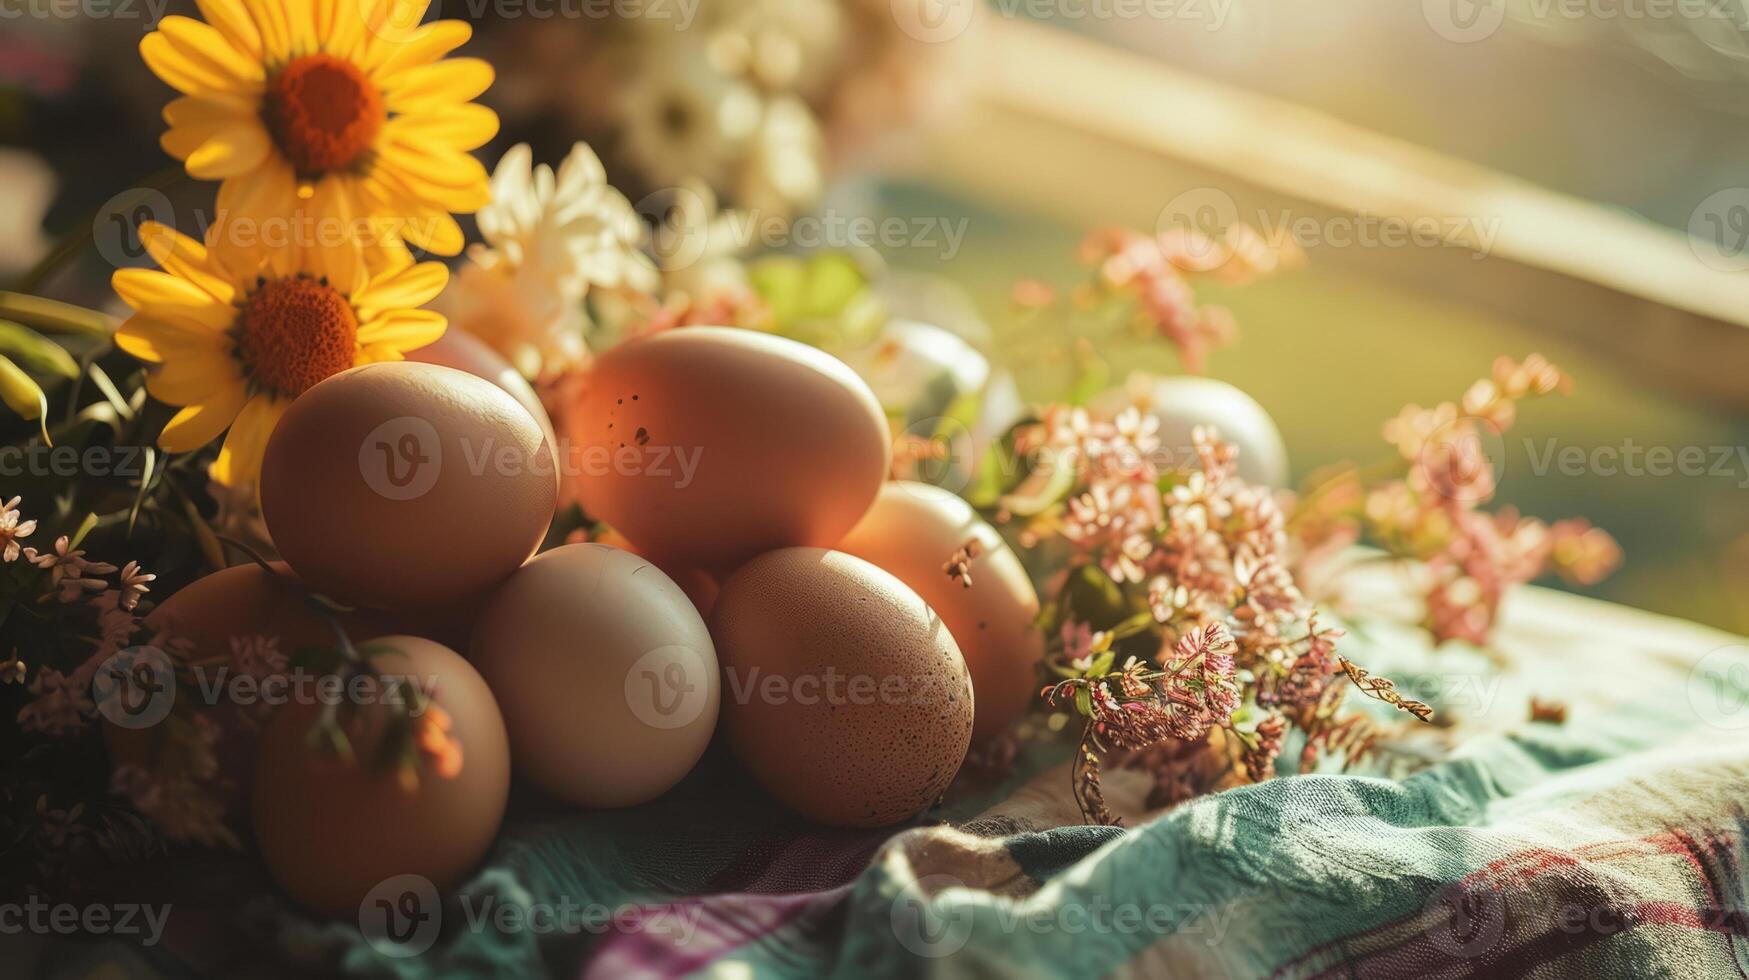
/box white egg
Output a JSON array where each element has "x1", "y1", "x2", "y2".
[
  {"x1": 1093, "y1": 374, "x2": 1289, "y2": 487},
  {"x1": 838, "y1": 319, "x2": 990, "y2": 417}
]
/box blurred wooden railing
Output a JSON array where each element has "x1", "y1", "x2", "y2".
[{"x1": 907, "y1": 18, "x2": 1749, "y2": 412}]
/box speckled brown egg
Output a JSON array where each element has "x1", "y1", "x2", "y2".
[
  {"x1": 570, "y1": 328, "x2": 890, "y2": 573},
  {"x1": 837, "y1": 481, "x2": 1044, "y2": 742},
  {"x1": 710, "y1": 548, "x2": 973, "y2": 828},
  {"x1": 252, "y1": 636, "x2": 510, "y2": 918},
  {"x1": 260, "y1": 362, "x2": 557, "y2": 611}
]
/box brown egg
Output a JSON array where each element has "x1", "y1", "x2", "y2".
[
  {"x1": 252, "y1": 636, "x2": 510, "y2": 918},
  {"x1": 106, "y1": 562, "x2": 401, "y2": 811},
  {"x1": 711, "y1": 548, "x2": 973, "y2": 828},
  {"x1": 838, "y1": 482, "x2": 1044, "y2": 741},
  {"x1": 261, "y1": 362, "x2": 557, "y2": 611},
  {"x1": 470, "y1": 544, "x2": 720, "y2": 808},
  {"x1": 569, "y1": 327, "x2": 889, "y2": 572},
  {"x1": 407, "y1": 327, "x2": 558, "y2": 463},
  {"x1": 592, "y1": 526, "x2": 721, "y2": 618}
]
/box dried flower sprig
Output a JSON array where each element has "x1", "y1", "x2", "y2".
[
  {"x1": 1290, "y1": 355, "x2": 1622, "y2": 646},
  {"x1": 944, "y1": 538, "x2": 981, "y2": 589},
  {"x1": 993, "y1": 401, "x2": 1426, "y2": 824}
]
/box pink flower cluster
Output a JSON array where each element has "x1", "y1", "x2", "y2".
[
  {"x1": 1018, "y1": 407, "x2": 1418, "y2": 822},
  {"x1": 1077, "y1": 225, "x2": 1301, "y2": 373},
  {"x1": 1298, "y1": 355, "x2": 1622, "y2": 646}
]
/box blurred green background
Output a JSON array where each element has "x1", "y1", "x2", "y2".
[{"x1": 872, "y1": 182, "x2": 1749, "y2": 634}]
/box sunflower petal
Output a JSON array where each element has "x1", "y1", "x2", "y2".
[
  {"x1": 194, "y1": 0, "x2": 263, "y2": 62},
  {"x1": 186, "y1": 123, "x2": 274, "y2": 179},
  {"x1": 242, "y1": 0, "x2": 292, "y2": 64},
  {"x1": 152, "y1": 17, "x2": 264, "y2": 91},
  {"x1": 112, "y1": 269, "x2": 236, "y2": 331},
  {"x1": 209, "y1": 394, "x2": 286, "y2": 487},
  {"x1": 371, "y1": 19, "x2": 472, "y2": 78},
  {"x1": 357, "y1": 0, "x2": 435, "y2": 69},
  {"x1": 158, "y1": 385, "x2": 248, "y2": 454},
  {"x1": 381, "y1": 57, "x2": 493, "y2": 113},
  {"x1": 161, "y1": 93, "x2": 260, "y2": 163},
  {"x1": 144, "y1": 345, "x2": 241, "y2": 404},
  {"x1": 302, "y1": 178, "x2": 370, "y2": 295},
  {"x1": 380, "y1": 103, "x2": 498, "y2": 154},
  {"x1": 357, "y1": 308, "x2": 445, "y2": 350},
  {"x1": 353, "y1": 261, "x2": 448, "y2": 318},
  {"x1": 139, "y1": 221, "x2": 238, "y2": 304},
  {"x1": 114, "y1": 314, "x2": 225, "y2": 363}
]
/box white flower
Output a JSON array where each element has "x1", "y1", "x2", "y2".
[
  {"x1": 474, "y1": 143, "x2": 656, "y2": 296},
  {"x1": 736, "y1": 95, "x2": 824, "y2": 216},
  {"x1": 618, "y1": 41, "x2": 762, "y2": 192},
  {"x1": 440, "y1": 142, "x2": 657, "y2": 379},
  {"x1": 649, "y1": 181, "x2": 755, "y2": 303}
]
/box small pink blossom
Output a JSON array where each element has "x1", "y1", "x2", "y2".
[
  {"x1": 115, "y1": 561, "x2": 155, "y2": 611},
  {"x1": 0, "y1": 496, "x2": 36, "y2": 562},
  {"x1": 32, "y1": 536, "x2": 116, "y2": 602}
]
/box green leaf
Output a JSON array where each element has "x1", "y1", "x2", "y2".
[
  {"x1": 1073, "y1": 686, "x2": 1093, "y2": 718},
  {"x1": 748, "y1": 257, "x2": 806, "y2": 326},
  {"x1": 798, "y1": 253, "x2": 866, "y2": 319},
  {"x1": 0, "y1": 354, "x2": 50, "y2": 446},
  {"x1": 0, "y1": 292, "x2": 116, "y2": 338},
  {"x1": 1062, "y1": 564, "x2": 1129, "y2": 630},
  {"x1": 0, "y1": 320, "x2": 78, "y2": 379}
]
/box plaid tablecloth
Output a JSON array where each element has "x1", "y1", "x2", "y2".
[{"x1": 32, "y1": 564, "x2": 1749, "y2": 979}]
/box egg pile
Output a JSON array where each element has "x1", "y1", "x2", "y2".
[{"x1": 149, "y1": 326, "x2": 1046, "y2": 917}]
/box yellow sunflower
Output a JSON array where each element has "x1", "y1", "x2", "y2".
[
  {"x1": 142, "y1": 0, "x2": 497, "y2": 256},
  {"x1": 112, "y1": 221, "x2": 449, "y2": 486}
]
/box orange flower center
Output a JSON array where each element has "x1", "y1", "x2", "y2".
[
  {"x1": 263, "y1": 54, "x2": 385, "y2": 178},
  {"x1": 237, "y1": 277, "x2": 359, "y2": 396}
]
